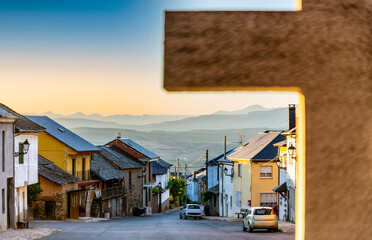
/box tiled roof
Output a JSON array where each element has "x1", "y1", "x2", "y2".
[
  {"x1": 99, "y1": 146, "x2": 144, "y2": 170},
  {"x1": 26, "y1": 116, "x2": 99, "y2": 152},
  {"x1": 90, "y1": 153, "x2": 127, "y2": 181},
  {"x1": 0, "y1": 104, "x2": 44, "y2": 132},
  {"x1": 38, "y1": 155, "x2": 80, "y2": 185},
  {"x1": 118, "y1": 138, "x2": 159, "y2": 159},
  {"x1": 152, "y1": 161, "x2": 168, "y2": 175},
  {"x1": 228, "y1": 131, "x2": 285, "y2": 161}
]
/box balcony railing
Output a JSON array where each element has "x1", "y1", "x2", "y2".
[
  {"x1": 101, "y1": 186, "x2": 126, "y2": 200},
  {"x1": 67, "y1": 170, "x2": 92, "y2": 180}
]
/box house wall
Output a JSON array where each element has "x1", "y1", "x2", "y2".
[
  {"x1": 286, "y1": 135, "x2": 296, "y2": 223},
  {"x1": 32, "y1": 176, "x2": 79, "y2": 220},
  {"x1": 232, "y1": 161, "x2": 251, "y2": 213},
  {"x1": 121, "y1": 168, "x2": 143, "y2": 216},
  {"x1": 218, "y1": 164, "x2": 234, "y2": 217},
  {"x1": 38, "y1": 132, "x2": 91, "y2": 180},
  {"x1": 277, "y1": 145, "x2": 288, "y2": 221},
  {"x1": 251, "y1": 162, "x2": 278, "y2": 207},
  {"x1": 154, "y1": 173, "x2": 170, "y2": 211},
  {"x1": 207, "y1": 165, "x2": 218, "y2": 189},
  {"x1": 15, "y1": 133, "x2": 38, "y2": 188},
  {"x1": 0, "y1": 119, "x2": 15, "y2": 231},
  {"x1": 186, "y1": 179, "x2": 198, "y2": 202}
]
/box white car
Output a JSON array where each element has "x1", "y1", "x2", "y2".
[
  {"x1": 242, "y1": 207, "x2": 278, "y2": 232},
  {"x1": 180, "y1": 204, "x2": 205, "y2": 219}
]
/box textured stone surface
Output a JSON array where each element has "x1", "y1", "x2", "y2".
[{"x1": 164, "y1": 1, "x2": 372, "y2": 239}]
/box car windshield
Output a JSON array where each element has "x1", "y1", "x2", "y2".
[
  {"x1": 254, "y1": 209, "x2": 274, "y2": 215},
  {"x1": 188, "y1": 205, "x2": 200, "y2": 209}
]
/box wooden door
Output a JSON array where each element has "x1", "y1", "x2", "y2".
[{"x1": 69, "y1": 193, "x2": 79, "y2": 219}]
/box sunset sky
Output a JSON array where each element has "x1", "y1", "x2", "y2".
[{"x1": 0, "y1": 0, "x2": 299, "y2": 116}]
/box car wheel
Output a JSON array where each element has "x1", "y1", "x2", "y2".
[
  {"x1": 247, "y1": 223, "x2": 253, "y2": 233},
  {"x1": 184, "y1": 214, "x2": 187, "y2": 219},
  {"x1": 242, "y1": 221, "x2": 247, "y2": 231},
  {"x1": 273, "y1": 228, "x2": 279, "y2": 232},
  {"x1": 179, "y1": 213, "x2": 182, "y2": 219}
]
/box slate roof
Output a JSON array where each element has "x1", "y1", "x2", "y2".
[
  {"x1": 152, "y1": 161, "x2": 168, "y2": 175},
  {"x1": 157, "y1": 159, "x2": 172, "y2": 169},
  {"x1": 38, "y1": 155, "x2": 80, "y2": 185},
  {"x1": 228, "y1": 131, "x2": 285, "y2": 161},
  {"x1": 26, "y1": 116, "x2": 99, "y2": 152},
  {"x1": 273, "y1": 140, "x2": 287, "y2": 147},
  {"x1": 208, "y1": 148, "x2": 237, "y2": 165},
  {"x1": 99, "y1": 146, "x2": 144, "y2": 170},
  {"x1": 90, "y1": 153, "x2": 127, "y2": 181},
  {"x1": 209, "y1": 184, "x2": 219, "y2": 194},
  {"x1": 0, "y1": 104, "x2": 44, "y2": 132},
  {"x1": 117, "y1": 138, "x2": 159, "y2": 159}
]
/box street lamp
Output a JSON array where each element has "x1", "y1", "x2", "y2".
[
  {"x1": 14, "y1": 139, "x2": 30, "y2": 157},
  {"x1": 288, "y1": 144, "x2": 296, "y2": 159},
  {"x1": 223, "y1": 167, "x2": 233, "y2": 177}
]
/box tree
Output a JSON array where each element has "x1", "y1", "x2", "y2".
[
  {"x1": 27, "y1": 182, "x2": 43, "y2": 206},
  {"x1": 167, "y1": 178, "x2": 186, "y2": 206}
]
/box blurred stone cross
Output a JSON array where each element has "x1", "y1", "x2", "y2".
[{"x1": 163, "y1": 0, "x2": 372, "y2": 240}]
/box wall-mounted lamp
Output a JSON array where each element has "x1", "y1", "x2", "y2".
[
  {"x1": 276, "y1": 159, "x2": 286, "y2": 170},
  {"x1": 223, "y1": 167, "x2": 233, "y2": 177},
  {"x1": 14, "y1": 139, "x2": 30, "y2": 157},
  {"x1": 288, "y1": 144, "x2": 296, "y2": 159}
]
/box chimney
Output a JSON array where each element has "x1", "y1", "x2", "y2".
[
  {"x1": 288, "y1": 104, "x2": 296, "y2": 129},
  {"x1": 116, "y1": 132, "x2": 121, "y2": 139}
]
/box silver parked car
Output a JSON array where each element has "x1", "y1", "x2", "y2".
[
  {"x1": 180, "y1": 204, "x2": 205, "y2": 219},
  {"x1": 242, "y1": 207, "x2": 278, "y2": 232}
]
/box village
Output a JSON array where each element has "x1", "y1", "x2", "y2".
[{"x1": 0, "y1": 102, "x2": 297, "y2": 239}]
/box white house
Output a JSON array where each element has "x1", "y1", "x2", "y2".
[
  {"x1": 218, "y1": 158, "x2": 234, "y2": 217},
  {"x1": 0, "y1": 105, "x2": 17, "y2": 231},
  {"x1": 0, "y1": 104, "x2": 45, "y2": 226},
  {"x1": 152, "y1": 159, "x2": 172, "y2": 212}
]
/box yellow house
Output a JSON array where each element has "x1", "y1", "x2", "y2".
[
  {"x1": 26, "y1": 116, "x2": 99, "y2": 180},
  {"x1": 228, "y1": 131, "x2": 285, "y2": 214}
]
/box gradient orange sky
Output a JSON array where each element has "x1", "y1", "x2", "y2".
[{"x1": 0, "y1": 0, "x2": 298, "y2": 116}]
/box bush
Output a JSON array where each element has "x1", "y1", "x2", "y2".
[{"x1": 27, "y1": 182, "x2": 43, "y2": 206}]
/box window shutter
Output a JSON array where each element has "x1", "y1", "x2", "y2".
[{"x1": 19, "y1": 142, "x2": 24, "y2": 164}]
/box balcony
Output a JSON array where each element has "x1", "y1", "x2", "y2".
[
  {"x1": 68, "y1": 170, "x2": 92, "y2": 180},
  {"x1": 101, "y1": 186, "x2": 126, "y2": 200}
]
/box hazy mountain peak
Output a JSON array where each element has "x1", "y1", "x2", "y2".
[{"x1": 212, "y1": 104, "x2": 270, "y2": 115}]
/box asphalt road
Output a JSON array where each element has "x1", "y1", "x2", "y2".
[{"x1": 31, "y1": 210, "x2": 294, "y2": 240}]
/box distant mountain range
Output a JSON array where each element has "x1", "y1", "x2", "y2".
[
  {"x1": 70, "y1": 127, "x2": 269, "y2": 167},
  {"x1": 41, "y1": 105, "x2": 286, "y2": 131},
  {"x1": 34, "y1": 105, "x2": 290, "y2": 167}
]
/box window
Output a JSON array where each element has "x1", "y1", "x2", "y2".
[
  {"x1": 2, "y1": 131, "x2": 4, "y2": 172},
  {"x1": 129, "y1": 171, "x2": 132, "y2": 191},
  {"x1": 19, "y1": 142, "x2": 24, "y2": 164},
  {"x1": 2, "y1": 188, "x2": 4, "y2": 214},
  {"x1": 188, "y1": 205, "x2": 200, "y2": 209},
  {"x1": 238, "y1": 164, "x2": 242, "y2": 177},
  {"x1": 235, "y1": 191, "x2": 241, "y2": 207},
  {"x1": 260, "y1": 166, "x2": 272, "y2": 178},
  {"x1": 260, "y1": 193, "x2": 277, "y2": 207}
]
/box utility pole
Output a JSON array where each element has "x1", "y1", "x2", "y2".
[
  {"x1": 184, "y1": 164, "x2": 188, "y2": 196},
  {"x1": 205, "y1": 150, "x2": 208, "y2": 191},
  {"x1": 177, "y1": 158, "x2": 180, "y2": 179},
  {"x1": 224, "y1": 136, "x2": 227, "y2": 159}
]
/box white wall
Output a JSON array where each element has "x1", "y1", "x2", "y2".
[
  {"x1": 207, "y1": 165, "x2": 218, "y2": 189},
  {"x1": 0, "y1": 120, "x2": 15, "y2": 231},
  {"x1": 14, "y1": 133, "x2": 38, "y2": 188},
  {"x1": 187, "y1": 179, "x2": 198, "y2": 202},
  {"x1": 218, "y1": 164, "x2": 234, "y2": 217}
]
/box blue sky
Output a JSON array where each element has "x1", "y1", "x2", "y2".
[{"x1": 0, "y1": 0, "x2": 299, "y2": 115}]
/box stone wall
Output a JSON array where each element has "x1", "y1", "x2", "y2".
[{"x1": 121, "y1": 168, "x2": 143, "y2": 216}]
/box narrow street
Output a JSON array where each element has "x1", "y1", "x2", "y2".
[{"x1": 31, "y1": 210, "x2": 294, "y2": 240}]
